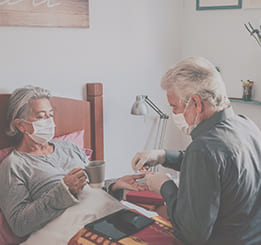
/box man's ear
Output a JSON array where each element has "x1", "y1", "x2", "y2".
[{"x1": 191, "y1": 95, "x2": 203, "y2": 113}]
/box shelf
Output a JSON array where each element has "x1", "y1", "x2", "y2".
[{"x1": 229, "y1": 97, "x2": 261, "y2": 106}]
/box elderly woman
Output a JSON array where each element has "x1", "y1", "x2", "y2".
[{"x1": 0, "y1": 86, "x2": 147, "y2": 237}]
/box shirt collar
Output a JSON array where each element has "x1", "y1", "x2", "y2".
[{"x1": 190, "y1": 106, "x2": 235, "y2": 140}]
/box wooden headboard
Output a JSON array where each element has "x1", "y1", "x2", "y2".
[{"x1": 0, "y1": 83, "x2": 104, "y2": 161}]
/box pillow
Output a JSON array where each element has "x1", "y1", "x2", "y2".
[
  {"x1": 0, "y1": 129, "x2": 92, "y2": 245},
  {"x1": 0, "y1": 130, "x2": 92, "y2": 164},
  {"x1": 53, "y1": 130, "x2": 92, "y2": 159},
  {"x1": 54, "y1": 130, "x2": 85, "y2": 148},
  {"x1": 0, "y1": 147, "x2": 14, "y2": 164},
  {"x1": 81, "y1": 148, "x2": 93, "y2": 159}
]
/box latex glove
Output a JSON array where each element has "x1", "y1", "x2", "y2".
[
  {"x1": 131, "y1": 149, "x2": 166, "y2": 172},
  {"x1": 145, "y1": 172, "x2": 171, "y2": 195},
  {"x1": 111, "y1": 174, "x2": 149, "y2": 192}
]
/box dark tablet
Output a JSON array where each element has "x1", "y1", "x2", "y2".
[{"x1": 84, "y1": 208, "x2": 154, "y2": 241}]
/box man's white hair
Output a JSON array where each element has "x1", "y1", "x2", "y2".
[{"x1": 161, "y1": 57, "x2": 230, "y2": 110}]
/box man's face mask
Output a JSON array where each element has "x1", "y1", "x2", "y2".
[
  {"x1": 172, "y1": 98, "x2": 199, "y2": 135},
  {"x1": 24, "y1": 117, "x2": 55, "y2": 145}
]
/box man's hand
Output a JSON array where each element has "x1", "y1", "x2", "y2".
[
  {"x1": 111, "y1": 174, "x2": 149, "y2": 192},
  {"x1": 131, "y1": 149, "x2": 166, "y2": 171},
  {"x1": 145, "y1": 172, "x2": 171, "y2": 195},
  {"x1": 63, "y1": 168, "x2": 87, "y2": 195}
]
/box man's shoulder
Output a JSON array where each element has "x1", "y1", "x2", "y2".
[
  {"x1": 189, "y1": 113, "x2": 261, "y2": 161},
  {"x1": 188, "y1": 128, "x2": 236, "y2": 161}
]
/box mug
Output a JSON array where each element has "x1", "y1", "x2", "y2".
[{"x1": 84, "y1": 160, "x2": 105, "y2": 188}]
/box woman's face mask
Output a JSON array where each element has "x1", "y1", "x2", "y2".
[
  {"x1": 172, "y1": 98, "x2": 199, "y2": 135},
  {"x1": 24, "y1": 117, "x2": 55, "y2": 145}
]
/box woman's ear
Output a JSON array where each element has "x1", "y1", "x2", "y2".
[
  {"x1": 191, "y1": 95, "x2": 203, "y2": 113},
  {"x1": 14, "y1": 118, "x2": 26, "y2": 133}
]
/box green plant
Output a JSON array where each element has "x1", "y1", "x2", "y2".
[{"x1": 244, "y1": 22, "x2": 261, "y2": 48}]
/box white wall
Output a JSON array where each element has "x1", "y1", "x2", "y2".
[
  {"x1": 180, "y1": 1, "x2": 261, "y2": 129},
  {"x1": 0, "y1": 0, "x2": 182, "y2": 178},
  {"x1": 2, "y1": 1, "x2": 259, "y2": 179},
  {"x1": 164, "y1": 1, "x2": 261, "y2": 156},
  {"x1": 163, "y1": 1, "x2": 261, "y2": 159}
]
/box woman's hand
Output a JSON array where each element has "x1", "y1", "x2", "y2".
[
  {"x1": 111, "y1": 174, "x2": 149, "y2": 192},
  {"x1": 63, "y1": 168, "x2": 87, "y2": 195}
]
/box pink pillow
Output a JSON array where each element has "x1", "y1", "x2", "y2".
[
  {"x1": 0, "y1": 147, "x2": 14, "y2": 164},
  {"x1": 0, "y1": 129, "x2": 92, "y2": 245},
  {"x1": 54, "y1": 130, "x2": 85, "y2": 148},
  {"x1": 82, "y1": 148, "x2": 93, "y2": 159},
  {"x1": 53, "y1": 130, "x2": 92, "y2": 159},
  {"x1": 0, "y1": 130, "x2": 92, "y2": 164}
]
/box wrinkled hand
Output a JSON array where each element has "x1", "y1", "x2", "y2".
[
  {"x1": 63, "y1": 168, "x2": 87, "y2": 195},
  {"x1": 111, "y1": 174, "x2": 149, "y2": 192},
  {"x1": 131, "y1": 149, "x2": 166, "y2": 171},
  {"x1": 145, "y1": 172, "x2": 171, "y2": 195}
]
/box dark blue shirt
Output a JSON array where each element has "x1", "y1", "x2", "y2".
[{"x1": 161, "y1": 107, "x2": 261, "y2": 245}]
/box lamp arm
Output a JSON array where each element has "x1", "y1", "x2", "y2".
[
  {"x1": 144, "y1": 96, "x2": 169, "y2": 119},
  {"x1": 159, "y1": 117, "x2": 168, "y2": 148}
]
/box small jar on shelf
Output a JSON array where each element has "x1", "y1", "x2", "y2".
[{"x1": 241, "y1": 80, "x2": 254, "y2": 101}]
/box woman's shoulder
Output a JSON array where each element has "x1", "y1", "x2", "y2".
[
  {"x1": 51, "y1": 139, "x2": 75, "y2": 147},
  {"x1": 51, "y1": 140, "x2": 82, "y2": 151},
  {"x1": 0, "y1": 150, "x2": 24, "y2": 171}
]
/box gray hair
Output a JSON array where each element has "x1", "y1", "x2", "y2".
[
  {"x1": 161, "y1": 57, "x2": 230, "y2": 110},
  {"x1": 6, "y1": 86, "x2": 52, "y2": 143}
]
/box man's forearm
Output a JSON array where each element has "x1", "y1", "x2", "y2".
[{"x1": 162, "y1": 150, "x2": 185, "y2": 171}]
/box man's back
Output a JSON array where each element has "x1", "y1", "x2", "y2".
[{"x1": 194, "y1": 111, "x2": 261, "y2": 244}]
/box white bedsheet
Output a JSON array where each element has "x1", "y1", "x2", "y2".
[{"x1": 21, "y1": 186, "x2": 125, "y2": 245}]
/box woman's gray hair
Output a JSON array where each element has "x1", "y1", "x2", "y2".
[
  {"x1": 6, "y1": 86, "x2": 52, "y2": 143},
  {"x1": 161, "y1": 57, "x2": 230, "y2": 110}
]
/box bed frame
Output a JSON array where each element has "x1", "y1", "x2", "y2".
[{"x1": 0, "y1": 83, "x2": 104, "y2": 161}]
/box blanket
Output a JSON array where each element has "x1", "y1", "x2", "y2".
[{"x1": 21, "y1": 186, "x2": 125, "y2": 245}]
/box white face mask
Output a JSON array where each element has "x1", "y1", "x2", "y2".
[
  {"x1": 172, "y1": 98, "x2": 198, "y2": 135},
  {"x1": 26, "y1": 117, "x2": 55, "y2": 145}
]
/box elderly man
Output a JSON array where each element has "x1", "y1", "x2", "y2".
[{"x1": 132, "y1": 57, "x2": 261, "y2": 245}]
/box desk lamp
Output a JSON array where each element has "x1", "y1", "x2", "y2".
[{"x1": 131, "y1": 95, "x2": 169, "y2": 171}]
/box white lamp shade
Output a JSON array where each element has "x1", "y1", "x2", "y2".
[{"x1": 131, "y1": 95, "x2": 148, "y2": 115}]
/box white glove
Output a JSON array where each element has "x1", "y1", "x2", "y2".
[
  {"x1": 145, "y1": 172, "x2": 171, "y2": 195},
  {"x1": 131, "y1": 149, "x2": 166, "y2": 171}
]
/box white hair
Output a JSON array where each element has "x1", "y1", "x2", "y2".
[
  {"x1": 6, "y1": 86, "x2": 51, "y2": 143},
  {"x1": 161, "y1": 57, "x2": 230, "y2": 110}
]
